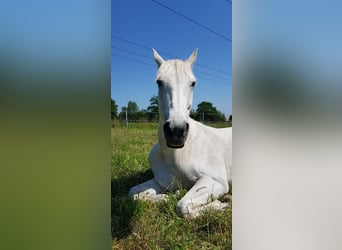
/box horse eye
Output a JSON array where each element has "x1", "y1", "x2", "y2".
[
  {"x1": 156, "y1": 80, "x2": 163, "y2": 87},
  {"x1": 191, "y1": 81, "x2": 196, "y2": 87}
]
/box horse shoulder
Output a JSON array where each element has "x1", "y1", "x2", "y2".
[
  {"x1": 217, "y1": 127, "x2": 232, "y2": 181},
  {"x1": 192, "y1": 124, "x2": 232, "y2": 182}
]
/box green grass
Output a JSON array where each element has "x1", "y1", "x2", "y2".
[{"x1": 112, "y1": 122, "x2": 232, "y2": 249}]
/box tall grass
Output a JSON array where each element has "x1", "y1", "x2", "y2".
[{"x1": 112, "y1": 122, "x2": 232, "y2": 249}]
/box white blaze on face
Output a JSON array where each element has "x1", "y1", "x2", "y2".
[{"x1": 156, "y1": 60, "x2": 196, "y2": 127}]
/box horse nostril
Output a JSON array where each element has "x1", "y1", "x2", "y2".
[
  {"x1": 185, "y1": 122, "x2": 189, "y2": 132},
  {"x1": 163, "y1": 121, "x2": 172, "y2": 135},
  {"x1": 163, "y1": 122, "x2": 189, "y2": 137}
]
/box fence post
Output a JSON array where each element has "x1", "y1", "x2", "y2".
[{"x1": 125, "y1": 110, "x2": 128, "y2": 128}]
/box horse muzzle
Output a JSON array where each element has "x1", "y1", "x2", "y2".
[{"x1": 163, "y1": 121, "x2": 189, "y2": 148}]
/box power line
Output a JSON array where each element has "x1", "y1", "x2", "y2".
[
  {"x1": 112, "y1": 35, "x2": 231, "y2": 76},
  {"x1": 196, "y1": 61, "x2": 231, "y2": 76},
  {"x1": 112, "y1": 35, "x2": 151, "y2": 51},
  {"x1": 111, "y1": 53, "x2": 154, "y2": 67},
  {"x1": 112, "y1": 35, "x2": 176, "y2": 59},
  {"x1": 112, "y1": 45, "x2": 231, "y2": 81},
  {"x1": 112, "y1": 53, "x2": 230, "y2": 85},
  {"x1": 194, "y1": 69, "x2": 231, "y2": 82},
  {"x1": 151, "y1": 0, "x2": 232, "y2": 42},
  {"x1": 226, "y1": 0, "x2": 232, "y2": 5},
  {"x1": 194, "y1": 72, "x2": 231, "y2": 85},
  {"x1": 112, "y1": 45, "x2": 151, "y2": 60}
]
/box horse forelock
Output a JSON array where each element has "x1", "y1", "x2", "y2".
[{"x1": 157, "y1": 59, "x2": 195, "y2": 83}]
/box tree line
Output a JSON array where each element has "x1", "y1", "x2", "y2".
[{"x1": 111, "y1": 95, "x2": 232, "y2": 123}]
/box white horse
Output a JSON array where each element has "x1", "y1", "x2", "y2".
[{"x1": 129, "y1": 49, "x2": 232, "y2": 218}]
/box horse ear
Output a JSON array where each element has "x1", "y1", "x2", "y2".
[
  {"x1": 187, "y1": 48, "x2": 198, "y2": 67},
  {"x1": 152, "y1": 48, "x2": 165, "y2": 67}
]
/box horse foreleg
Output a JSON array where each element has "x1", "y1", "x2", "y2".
[
  {"x1": 176, "y1": 176, "x2": 229, "y2": 218},
  {"x1": 128, "y1": 178, "x2": 167, "y2": 202}
]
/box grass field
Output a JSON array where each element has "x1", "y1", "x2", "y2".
[{"x1": 112, "y1": 122, "x2": 232, "y2": 249}]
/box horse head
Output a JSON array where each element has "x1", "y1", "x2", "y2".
[{"x1": 152, "y1": 48, "x2": 198, "y2": 148}]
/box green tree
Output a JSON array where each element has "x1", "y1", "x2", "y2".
[
  {"x1": 111, "y1": 98, "x2": 118, "y2": 120},
  {"x1": 137, "y1": 109, "x2": 148, "y2": 121},
  {"x1": 118, "y1": 102, "x2": 142, "y2": 121},
  {"x1": 195, "y1": 101, "x2": 226, "y2": 122},
  {"x1": 147, "y1": 95, "x2": 159, "y2": 121},
  {"x1": 196, "y1": 101, "x2": 216, "y2": 122},
  {"x1": 118, "y1": 106, "x2": 127, "y2": 120},
  {"x1": 215, "y1": 110, "x2": 227, "y2": 122},
  {"x1": 127, "y1": 101, "x2": 139, "y2": 114},
  {"x1": 190, "y1": 109, "x2": 197, "y2": 119}
]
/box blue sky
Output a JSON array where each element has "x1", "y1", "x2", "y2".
[{"x1": 111, "y1": 0, "x2": 232, "y2": 116}]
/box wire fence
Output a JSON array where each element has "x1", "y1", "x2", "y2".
[
  {"x1": 112, "y1": 110, "x2": 232, "y2": 128},
  {"x1": 112, "y1": 118, "x2": 232, "y2": 129}
]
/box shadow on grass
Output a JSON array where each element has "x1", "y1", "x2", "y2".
[{"x1": 111, "y1": 169, "x2": 154, "y2": 239}]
